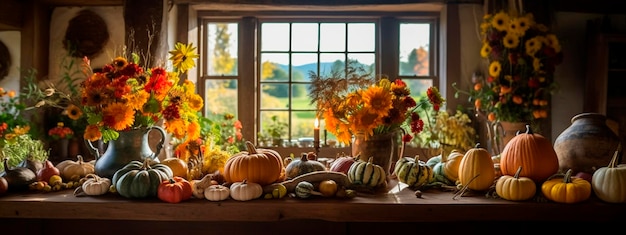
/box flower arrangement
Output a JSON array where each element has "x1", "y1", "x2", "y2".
[
  {"x1": 48, "y1": 122, "x2": 74, "y2": 140},
  {"x1": 308, "y1": 66, "x2": 444, "y2": 145},
  {"x1": 1, "y1": 82, "x2": 48, "y2": 173},
  {"x1": 0, "y1": 87, "x2": 32, "y2": 149},
  {"x1": 461, "y1": 10, "x2": 563, "y2": 125},
  {"x1": 414, "y1": 109, "x2": 476, "y2": 153},
  {"x1": 38, "y1": 42, "x2": 203, "y2": 144}
]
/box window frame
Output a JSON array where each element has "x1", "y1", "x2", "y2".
[{"x1": 197, "y1": 11, "x2": 440, "y2": 150}]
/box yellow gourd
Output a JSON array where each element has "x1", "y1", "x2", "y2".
[
  {"x1": 542, "y1": 169, "x2": 591, "y2": 204},
  {"x1": 457, "y1": 144, "x2": 495, "y2": 191},
  {"x1": 495, "y1": 166, "x2": 536, "y2": 201}
]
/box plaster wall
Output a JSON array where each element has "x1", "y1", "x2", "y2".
[{"x1": 0, "y1": 31, "x2": 21, "y2": 93}]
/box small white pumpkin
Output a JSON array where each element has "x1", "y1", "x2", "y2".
[
  {"x1": 229, "y1": 180, "x2": 263, "y2": 201},
  {"x1": 81, "y1": 174, "x2": 111, "y2": 196},
  {"x1": 592, "y1": 150, "x2": 626, "y2": 203},
  {"x1": 204, "y1": 184, "x2": 230, "y2": 201}
]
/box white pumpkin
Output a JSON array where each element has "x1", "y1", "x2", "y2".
[
  {"x1": 229, "y1": 180, "x2": 263, "y2": 201},
  {"x1": 592, "y1": 150, "x2": 626, "y2": 203},
  {"x1": 204, "y1": 184, "x2": 230, "y2": 201}
]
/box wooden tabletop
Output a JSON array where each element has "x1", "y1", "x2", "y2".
[{"x1": 1, "y1": 181, "x2": 625, "y2": 223}]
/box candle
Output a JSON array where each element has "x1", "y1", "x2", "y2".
[{"x1": 314, "y1": 118, "x2": 320, "y2": 147}]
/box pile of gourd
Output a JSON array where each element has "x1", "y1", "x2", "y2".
[{"x1": 410, "y1": 124, "x2": 626, "y2": 204}]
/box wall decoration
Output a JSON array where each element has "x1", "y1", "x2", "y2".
[
  {"x1": 0, "y1": 39, "x2": 10, "y2": 81},
  {"x1": 49, "y1": 6, "x2": 124, "y2": 88},
  {"x1": 63, "y1": 9, "x2": 110, "y2": 58}
]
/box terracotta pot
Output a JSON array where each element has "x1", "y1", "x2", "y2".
[{"x1": 554, "y1": 113, "x2": 622, "y2": 174}]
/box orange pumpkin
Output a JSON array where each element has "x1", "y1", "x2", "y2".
[
  {"x1": 160, "y1": 158, "x2": 189, "y2": 178},
  {"x1": 458, "y1": 144, "x2": 495, "y2": 191},
  {"x1": 499, "y1": 125, "x2": 559, "y2": 183},
  {"x1": 157, "y1": 176, "x2": 193, "y2": 203},
  {"x1": 223, "y1": 141, "x2": 284, "y2": 186}
]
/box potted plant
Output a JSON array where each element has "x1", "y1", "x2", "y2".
[{"x1": 264, "y1": 115, "x2": 287, "y2": 147}]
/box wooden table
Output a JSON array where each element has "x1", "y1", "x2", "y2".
[{"x1": 1, "y1": 181, "x2": 625, "y2": 235}]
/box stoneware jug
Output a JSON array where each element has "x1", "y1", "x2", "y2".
[
  {"x1": 88, "y1": 126, "x2": 166, "y2": 179},
  {"x1": 554, "y1": 113, "x2": 622, "y2": 174}
]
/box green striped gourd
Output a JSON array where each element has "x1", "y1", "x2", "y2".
[
  {"x1": 394, "y1": 156, "x2": 433, "y2": 189},
  {"x1": 112, "y1": 159, "x2": 173, "y2": 199},
  {"x1": 347, "y1": 157, "x2": 386, "y2": 188}
]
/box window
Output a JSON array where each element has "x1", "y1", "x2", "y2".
[{"x1": 199, "y1": 12, "x2": 438, "y2": 149}]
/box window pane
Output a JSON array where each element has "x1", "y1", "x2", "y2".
[
  {"x1": 348, "y1": 53, "x2": 376, "y2": 75},
  {"x1": 291, "y1": 84, "x2": 313, "y2": 109},
  {"x1": 207, "y1": 23, "x2": 238, "y2": 76},
  {"x1": 320, "y1": 23, "x2": 346, "y2": 52},
  {"x1": 292, "y1": 23, "x2": 319, "y2": 51},
  {"x1": 261, "y1": 53, "x2": 289, "y2": 81},
  {"x1": 348, "y1": 23, "x2": 375, "y2": 51},
  {"x1": 292, "y1": 53, "x2": 317, "y2": 81},
  {"x1": 291, "y1": 111, "x2": 316, "y2": 143},
  {"x1": 205, "y1": 79, "x2": 238, "y2": 117},
  {"x1": 399, "y1": 23, "x2": 430, "y2": 76},
  {"x1": 259, "y1": 111, "x2": 289, "y2": 146},
  {"x1": 404, "y1": 79, "x2": 433, "y2": 98},
  {"x1": 320, "y1": 53, "x2": 345, "y2": 75},
  {"x1": 261, "y1": 23, "x2": 290, "y2": 51},
  {"x1": 260, "y1": 83, "x2": 289, "y2": 109}
]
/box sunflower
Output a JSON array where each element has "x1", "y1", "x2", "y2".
[
  {"x1": 64, "y1": 104, "x2": 83, "y2": 120},
  {"x1": 545, "y1": 34, "x2": 562, "y2": 52},
  {"x1": 525, "y1": 37, "x2": 542, "y2": 56},
  {"x1": 361, "y1": 85, "x2": 393, "y2": 118},
  {"x1": 112, "y1": 57, "x2": 128, "y2": 71},
  {"x1": 187, "y1": 94, "x2": 204, "y2": 111},
  {"x1": 503, "y1": 33, "x2": 520, "y2": 49},
  {"x1": 169, "y1": 42, "x2": 199, "y2": 74},
  {"x1": 480, "y1": 43, "x2": 492, "y2": 58},
  {"x1": 491, "y1": 11, "x2": 510, "y2": 32},
  {"x1": 489, "y1": 61, "x2": 502, "y2": 77}
]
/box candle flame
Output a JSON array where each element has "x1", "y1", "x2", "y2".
[{"x1": 314, "y1": 118, "x2": 320, "y2": 129}]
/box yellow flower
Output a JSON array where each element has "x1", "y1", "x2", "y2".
[
  {"x1": 489, "y1": 61, "x2": 502, "y2": 77},
  {"x1": 169, "y1": 42, "x2": 199, "y2": 74},
  {"x1": 124, "y1": 90, "x2": 150, "y2": 111},
  {"x1": 112, "y1": 57, "x2": 128, "y2": 71},
  {"x1": 186, "y1": 121, "x2": 200, "y2": 141},
  {"x1": 491, "y1": 11, "x2": 510, "y2": 32},
  {"x1": 361, "y1": 85, "x2": 393, "y2": 118},
  {"x1": 11, "y1": 125, "x2": 30, "y2": 136},
  {"x1": 165, "y1": 118, "x2": 186, "y2": 139},
  {"x1": 64, "y1": 104, "x2": 83, "y2": 120},
  {"x1": 533, "y1": 58, "x2": 542, "y2": 72},
  {"x1": 503, "y1": 33, "x2": 520, "y2": 49},
  {"x1": 480, "y1": 43, "x2": 492, "y2": 58},
  {"x1": 545, "y1": 34, "x2": 562, "y2": 53},
  {"x1": 525, "y1": 36, "x2": 542, "y2": 57},
  {"x1": 103, "y1": 102, "x2": 135, "y2": 131},
  {"x1": 516, "y1": 14, "x2": 533, "y2": 34},
  {"x1": 188, "y1": 94, "x2": 204, "y2": 111}
]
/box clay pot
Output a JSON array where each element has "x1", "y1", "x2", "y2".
[{"x1": 554, "y1": 113, "x2": 622, "y2": 174}]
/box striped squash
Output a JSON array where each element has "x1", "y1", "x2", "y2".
[
  {"x1": 394, "y1": 156, "x2": 433, "y2": 189},
  {"x1": 347, "y1": 157, "x2": 386, "y2": 188}
]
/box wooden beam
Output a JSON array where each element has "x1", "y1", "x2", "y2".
[
  {"x1": 124, "y1": 0, "x2": 168, "y2": 67},
  {"x1": 0, "y1": 0, "x2": 24, "y2": 30},
  {"x1": 176, "y1": 0, "x2": 450, "y2": 4},
  {"x1": 40, "y1": 0, "x2": 123, "y2": 6}
]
